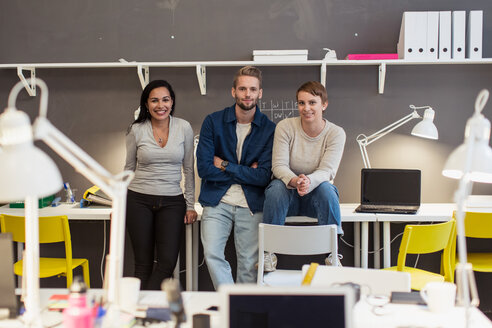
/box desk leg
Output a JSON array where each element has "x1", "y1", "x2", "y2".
[
  {"x1": 361, "y1": 222, "x2": 368, "y2": 269},
  {"x1": 186, "y1": 223, "x2": 192, "y2": 291},
  {"x1": 374, "y1": 222, "x2": 380, "y2": 269},
  {"x1": 354, "y1": 222, "x2": 360, "y2": 267},
  {"x1": 192, "y1": 221, "x2": 199, "y2": 291},
  {"x1": 383, "y1": 222, "x2": 391, "y2": 268}
]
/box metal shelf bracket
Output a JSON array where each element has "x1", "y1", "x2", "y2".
[
  {"x1": 378, "y1": 63, "x2": 386, "y2": 94},
  {"x1": 196, "y1": 65, "x2": 206, "y2": 95},
  {"x1": 320, "y1": 63, "x2": 327, "y2": 87},
  {"x1": 137, "y1": 65, "x2": 149, "y2": 89},
  {"x1": 17, "y1": 67, "x2": 36, "y2": 96}
]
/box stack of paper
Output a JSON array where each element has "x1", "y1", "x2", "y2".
[{"x1": 253, "y1": 50, "x2": 308, "y2": 62}]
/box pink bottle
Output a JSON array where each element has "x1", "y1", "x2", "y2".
[{"x1": 63, "y1": 277, "x2": 94, "y2": 328}]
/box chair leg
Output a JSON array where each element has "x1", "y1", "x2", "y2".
[{"x1": 82, "y1": 260, "x2": 90, "y2": 288}]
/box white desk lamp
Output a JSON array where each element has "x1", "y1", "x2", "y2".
[
  {"x1": 0, "y1": 79, "x2": 134, "y2": 326},
  {"x1": 356, "y1": 105, "x2": 438, "y2": 168},
  {"x1": 442, "y1": 89, "x2": 492, "y2": 327}
]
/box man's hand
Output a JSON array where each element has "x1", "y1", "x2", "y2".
[
  {"x1": 213, "y1": 156, "x2": 223, "y2": 169},
  {"x1": 250, "y1": 162, "x2": 258, "y2": 168}
]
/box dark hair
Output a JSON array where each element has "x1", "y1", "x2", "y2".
[
  {"x1": 131, "y1": 80, "x2": 176, "y2": 127},
  {"x1": 296, "y1": 81, "x2": 328, "y2": 104},
  {"x1": 233, "y1": 66, "x2": 262, "y2": 88}
]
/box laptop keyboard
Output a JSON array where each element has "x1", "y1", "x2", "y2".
[{"x1": 360, "y1": 204, "x2": 418, "y2": 213}]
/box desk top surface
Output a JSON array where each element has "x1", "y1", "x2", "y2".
[{"x1": 3, "y1": 289, "x2": 490, "y2": 328}]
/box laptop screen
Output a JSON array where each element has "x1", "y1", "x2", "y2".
[
  {"x1": 220, "y1": 285, "x2": 353, "y2": 328},
  {"x1": 361, "y1": 168, "x2": 421, "y2": 206}
]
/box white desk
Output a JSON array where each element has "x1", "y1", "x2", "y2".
[
  {"x1": 1, "y1": 289, "x2": 489, "y2": 328},
  {"x1": 0, "y1": 204, "x2": 196, "y2": 291},
  {"x1": 11, "y1": 289, "x2": 486, "y2": 328}
]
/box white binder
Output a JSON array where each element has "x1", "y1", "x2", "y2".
[
  {"x1": 397, "y1": 12, "x2": 428, "y2": 60},
  {"x1": 426, "y1": 11, "x2": 439, "y2": 60},
  {"x1": 452, "y1": 11, "x2": 466, "y2": 59},
  {"x1": 467, "y1": 10, "x2": 483, "y2": 59},
  {"x1": 439, "y1": 11, "x2": 452, "y2": 60}
]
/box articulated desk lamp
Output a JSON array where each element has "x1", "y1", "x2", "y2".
[
  {"x1": 356, "y1": 105, "x2": 439, "y2": 168},
  {"x1": 0, "y1": 79, "x2": 134, "y2": 327},
  {"x1": 442, "y1": 89, "x2": 492, "y2": 327}
]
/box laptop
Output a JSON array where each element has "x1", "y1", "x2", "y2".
[
  {"x1": 220, "y1": 284, "x2": 354, "y2": 328},
  {"x1": 355, "y1": 168, "x2": 421, "y2": 214},
  {"x1": 0, "y1": 233, "x2": 19, "y2": 319}
]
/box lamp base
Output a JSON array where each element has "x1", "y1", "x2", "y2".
[{"x1": 455, "y1": 263, "x2": 479, "y2": 307}]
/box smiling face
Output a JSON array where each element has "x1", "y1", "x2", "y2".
[
  {"x1": 297, "y1": 91, "x2": 327, "y2": 124},
  {"x1": 232, "y1": 75, "x2": 263, "y2": 111},
  {"x1": 146, "y1": 87, "x2": 173, "y2": 122}
]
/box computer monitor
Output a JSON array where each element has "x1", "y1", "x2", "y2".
[{"x1": 220, "y1": 284, "x2": 354, "y2": 328}]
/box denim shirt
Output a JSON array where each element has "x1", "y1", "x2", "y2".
[{"x1": 197, "y1": 104, "x2": 276, "y2": 213}]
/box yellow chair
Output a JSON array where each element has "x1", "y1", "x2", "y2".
[
  {"x1": 0, "y1": 215, "x2": 90, "y2": 288},
  {"x1": 451, "y1": 211, "x2": 492, "y2": 280},
  {"x1": 383, "y1": 220, "x2": 455, "y2": 290}
]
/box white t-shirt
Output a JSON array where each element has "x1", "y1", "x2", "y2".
[{"x1": 221, "y1": 122, "x2": 252, "y2": 208}]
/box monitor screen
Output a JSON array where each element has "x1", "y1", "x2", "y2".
[
  {"x1": 361, "y1": 169, "x2": 421, "y2": 205},
  {"x1": 229, "y1": 294, "x2": 346, "y2": 328}
]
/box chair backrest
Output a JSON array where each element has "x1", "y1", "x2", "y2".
[
  {"x1": 258, "y1": 223, "x2": 338, "y2": 285},
  {"x1": 259, "y1": 223, "x2": 338, "y2": 255},
  {"x1": 459, "y1": 211, "x2": 492, "y2": 239},
  {"x1": 0, "y1": 215, "x2": 73, "y2": 271},
  {"x1": 301, "y1": 265, "x2": 411, "y2": 297},
  {"x1": 396, "y1": 220, "x2": 455, "y2": 281}
]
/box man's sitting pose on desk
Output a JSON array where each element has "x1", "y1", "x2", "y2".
[
  {"x1": 196, "y1": 66, "x2": 275, "y2": 289},
  {"x1": 263, "y1": 81, "x2": 346, "y2": 268}
]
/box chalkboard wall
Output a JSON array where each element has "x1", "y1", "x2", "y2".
[{"x1": 0, "y1": 0, "x2": 491, "y2": 312}]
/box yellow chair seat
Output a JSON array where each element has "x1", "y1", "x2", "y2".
[
  {"x1": 457, "y1": 253, "x2": 492, "y2": 273},
  {"x1": 14, "y1": 258, "x2": 90, "y2": 284},
  {"x1": 384, "y1": 266, "x2": 445, "y2": 290}
]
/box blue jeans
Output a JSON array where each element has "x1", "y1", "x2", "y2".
[
  {"x1": 263, "y1": 179, "x2": 343, "y2": 234},
  {"x1": 201, "y1": 202, "x2": 263, "y2": 289}
]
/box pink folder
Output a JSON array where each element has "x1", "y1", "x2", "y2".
[{"x1": 346, "y1": 53, "x2": 399, "y2": 60}]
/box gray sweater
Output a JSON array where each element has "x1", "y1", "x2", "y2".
[
  {"x1": 125, "y1": 117, "x2": 195, "y2": 210},
  {"x1": 272, "y1": 117, "x2": 346, "y2": 193}
]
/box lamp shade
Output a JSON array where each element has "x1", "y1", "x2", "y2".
[
  {"x1": 411, "y1": 108, "x2": 438, "y2": 139},
  {"x1": 0, "y1": 108, "x2": 62, "y2": 201},
  {"x1": 442, "y1": 142, "x2": 492, "y2": 183},
  {"x1": 442, "y1": 94, "x2": 492, "y2": 183}
]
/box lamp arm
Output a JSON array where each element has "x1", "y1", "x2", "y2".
[
  {"x1": 33, "y1": 117, "x2": 134, "y2": 198},
  {"x1": 10, "y1": 78, "x2": 134, "y2": 306},
  {"x1": 33, "y1": 117, "x2": 133, "y2": 304},
  {"x1": 356, "y1": 111, "x2": 420, "y2": 168}
]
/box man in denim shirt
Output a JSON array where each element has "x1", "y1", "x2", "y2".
[{"x1": 197, "y1": 66, "x2": 275, "y2": 289}]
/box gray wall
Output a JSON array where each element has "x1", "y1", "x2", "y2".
[
  {"x1": 1, "y1": 0, "x2": 491, "y2": 202},
  {"x1": 1, "y1": 0, "x2": 492, "y2": 308}
]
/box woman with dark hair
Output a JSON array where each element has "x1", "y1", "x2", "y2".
[{"x1": 125, "y1": 80, "x2": 197, "y2": 290}]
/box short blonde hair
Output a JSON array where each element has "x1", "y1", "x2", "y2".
[{"x1": 233, "y1": 66, "x2": 262, "y2": 88}]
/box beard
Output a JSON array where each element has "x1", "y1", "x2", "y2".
[{"x1": 236, "y1": 97, "x2": 257, "y2": 111}]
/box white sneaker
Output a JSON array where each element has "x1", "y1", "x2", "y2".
[
  {"x1": 325, "y1": 253, "x2": 343, "y2": 266},
  {"x1": 263, "y1": 252, "x2": 278, "y2": 272}
]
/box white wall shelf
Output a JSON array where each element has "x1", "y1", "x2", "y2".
[{"x1": 1, "y1": 58, "x2": 491, "y2": 95}]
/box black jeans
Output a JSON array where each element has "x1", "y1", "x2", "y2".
[{"x1": 126, "y1": 190, "x2": 185, "y2": 290}]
